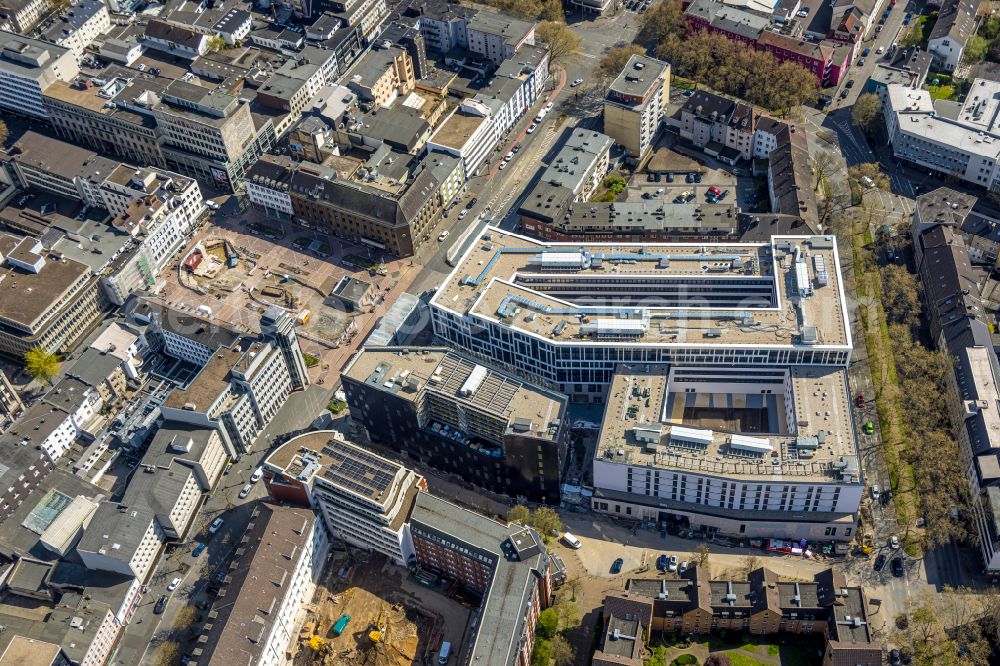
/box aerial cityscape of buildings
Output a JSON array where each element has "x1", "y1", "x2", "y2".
[{"x1": 0, "y1": 0, "x2": 994, "y2": 661}]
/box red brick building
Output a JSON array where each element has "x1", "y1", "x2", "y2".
[{"x1": 409, "y1": 493, "x2": 552, "y2": 666}]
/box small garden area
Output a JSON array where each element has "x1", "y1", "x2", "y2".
[
  {"x1": 327, "y1": 399, "x2": 347, "y2": 414},
  {"x1": 642, "y1": 632, "x2": 824, "y2": 666},
  {"x1": 302, "y1": 352, "x2": 320, "y2": 368}
]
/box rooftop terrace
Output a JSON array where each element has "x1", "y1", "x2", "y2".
[{"x1": 595, "y1": 364, "x2": 860, "y2": 483}]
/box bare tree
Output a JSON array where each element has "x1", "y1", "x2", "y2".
[
  {"x1": 740, "y1": 553, "x2": 760, "y2": 577},
  {"x1": 694, "y1": 543, "x2": 711, "y2": 569}
]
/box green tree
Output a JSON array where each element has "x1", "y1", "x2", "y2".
[
  {"x1": 604, "y1": 173, "x2": 627, "y2": 195},
  {"x1": 508, "y1": 505, "x2": 531, "y2": 526},
  {"x1": 965, "y1": 34, "x2": 990, "y2": 63},
  {"x1": 536, "y1": 21, "x2": 581, "y2": 71},
  {"x1": 531, "y1": 506, "x2": 563, "y2": 539},
  {"x1": 852, "y1": 93, "x2": 883, "y2": 134},
  {"x1": 205, "y1": 35, "x2": 227, "y2": 53},
  {"x1": 550, "y1": 634, "x2": 574, "y2": 666},
  {"x1": 531, "y1": 638, "x2": 552, "y2": 666},
  {"x1": 24, "y1": 347, "x2": 59, "y2": 385},
  {"x1": 154, "y1": 641, "x2": 181, "y2": 666},
  {"x1": 537, "y1": 608, "x2": 559, "y2": 640}
]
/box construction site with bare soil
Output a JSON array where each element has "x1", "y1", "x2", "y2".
[{"x1": 293, "y1": 552, "x2": 471, "y2": 666}]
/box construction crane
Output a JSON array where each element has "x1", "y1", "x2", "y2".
[{"x1": 368, "y1": 606, "x2": 388, "y2": 644}]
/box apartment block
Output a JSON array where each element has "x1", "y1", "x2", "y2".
[
  {"x1": 408, "y1": 492, "x2": 551, "y2": 666},
  {"x1": 341, "y1": 346, "x2": 567, "y2": 503},
  {"x1": 346, "y1": 41, "x2": 414, "y2": 108},
  {"x1": 264, "y1": 430, "x2": 425, "y2": 563},
  {"x1": 604, "y1": 55, "x2": 670, "y2": 160},
  {"x1": 910, "y1": 188, "x2": 1000, "y2": 575},
  {"x1": 525, "y1": 128, "x2": 611, "y2": 204},
  {"x1": 77, "y1": 502, "x2": 164, "y2": 581},
  {"x1": 680, "y1": 90, "x2": 756, "y2": 163},
  {"x1": 39, "y1": 0, "x2": 110, "y2": 60},
  {"x1": 0, "y1": 0, "x2": 47, "y2": 33},
  {"x1": 596, "y1": 567, "x2": 881, "y2": 666},
  {"x1": 0, "y1": 30, "x2": 79, "y2": 118},
  {"x1": 190, "y1": 503, "x2": 328, "y2": 666},
  {"x1": 147, "y1": 303, "x2": 307, "y2": 456}
]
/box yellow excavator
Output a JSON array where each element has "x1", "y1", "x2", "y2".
[
  {"x1": 369, "y1": 606, "x2": 388, "y2": 644},
  {"x1": 308, "y1": 634, "x2": 331, "y2": 655}
]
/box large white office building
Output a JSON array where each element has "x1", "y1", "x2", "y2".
[
  {"x1": 430, "y1": 229, "x2": 852, "y2": 400},
  {"x1": 0, "y1": 30, "x2": 79, "y2": 118},
  {"x1": 881, "y1": 81, "x2": 1000, "y2": 192},
  {"x1": 429, "y1": 229, "x2": 862, "y2": 540}
]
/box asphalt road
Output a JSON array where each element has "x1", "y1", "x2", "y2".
[
  {"x1": 408, "y1": 8, "x2": 641, "y2": 297},
  {"x1": 116, "y1": 385, "x2": 331, "y2": 666}
]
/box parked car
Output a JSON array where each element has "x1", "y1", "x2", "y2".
[
  {"x1": 656, "y1": 554, "x2": 668, "y2": 571},
  {"x1": 889, "y1": 649, "x2": 902, "y2": 666},
  {"x1": 250, "y1": 467, "x2": 263, "y2": 483},
  {"x1": 192, "y1": 543, "x2": 207, "y2": 557},
  {"x1": 686, "y1": 173, "x2": 695, "y2": 183},
  {"x1": 855, "y1": 394, "x2": 866, "y2": 408},
  {"x1": 890, "y1": 535, "x2": 900, "y2": 549},
  {"x1": 685, "y1": 193, "x2": 696, "y2": 203},
  {"x1": 891, "y1": 556, "x2": 904, "y2": 577},
  {"x1": 707, "y1": 186, "x2": 721, "y2": 195},
  {"x1": 693, "y1": 173, "x2": 702, "y2": 183},
  {"x1": 611, "y1": 558, "x2": 624, "y2": 574},
  {"x1": 457, "y1": 209, "x2": 468, "y2": 220},
  {"x1": 655, "y1": 188, "x2": 664, "y2": 196},
  {"x1": 527, "y1": 123, "x2": 537, "y2": 133},
  {"x1": 571, "y1": 78, "x2": 584, "y2": 87},
  {"x1": 154, "y1": 595, "x2": 167, "y2": 614},
  {"x1": 512, "y1": 143, "x2": 521, "y2": 153},
  {"x1": 679, "y1": 560, "x2": 689, "y2": 574},
  {"x1": 863, "y1": 421, "x2": 875, "y2": 434},
  {"x1": 505, "y1": 151, "x2": 514, "y2": 161},
  {"x1": 668, "y1": 555, "x2": 678, "y2": 572},
  {"x1": 858, "y1": 57, "x2": 866, "y2": 66},
  {"x1": 874, "y1": 553, "x2": 887, "y2": 571},
  {"x1": 209, "y1": 517, "x2": 224, "y2": 534},
  {"x1": 871, "y1": 485, "x2": 881, "y2": 500},
  {"x1": 438, "y1": 230, "x2": 450, "y2": 242},
  {"x1": 239, "y1": 483, "x2": 252, "y2": 499},
  {"x1": 466, "y1": 197, "x2": 478, "y2": 208},
  {"x1": 167, "y1": 577, "x2": 182, "y2": 592},
  {"x1": 499, "y1": 161, "x2": 508, "y2": 170},
  {"x1": 862, "y1": 47, "x2": 871, "y2": 56}
]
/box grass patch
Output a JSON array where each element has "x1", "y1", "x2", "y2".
[
  {"x1": 327, "y1": 399, "x2": 347, "y2": 414},
  {"x1": 668, "y1": 655, "x2": 698, "y2": 666},
  {"x1": 928, "y1": 84, "x2": 955, "y2": 100},
  {"x1": 724, "y1": 654, "x2": 768, "y2": 666},
  {"x1": 767, "y1": 644, "x2": 780, "y2": 656},
  {"x1": 302, "y1": 352, "x2": 319, "y2": 368},
  {"x1": 672, "y1": 76, "x2": 696, "y2": 90}
]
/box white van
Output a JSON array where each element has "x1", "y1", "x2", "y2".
[
  {"x1": 438, "y1": 641, "x2": 451, "y2": 664},
  {"x1": 561, "y1": 533, "x2": 582, "y2": 549}
]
